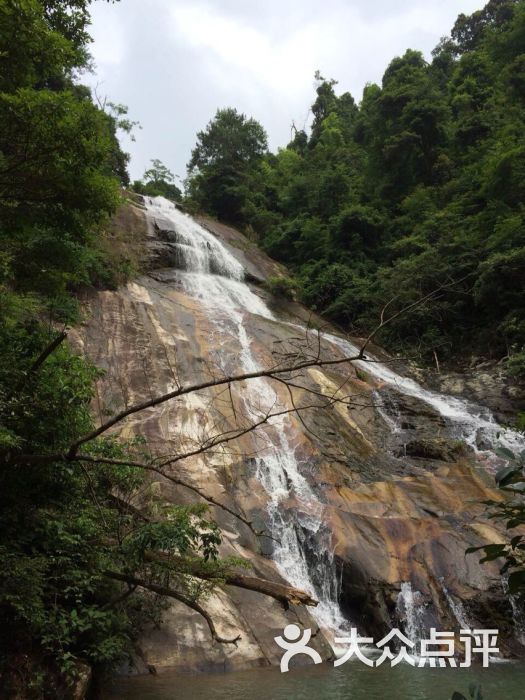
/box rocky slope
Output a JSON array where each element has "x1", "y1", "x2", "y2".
[{"x1": 72, "y1": 196, "x2": 525, "y2": 674}]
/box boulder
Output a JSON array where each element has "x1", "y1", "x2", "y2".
[{"x1": 399, "y1": 437, "x2": 470, "y2": 462}]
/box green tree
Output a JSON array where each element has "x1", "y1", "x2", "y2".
[
  {"x1": 0, "y1": 1, "x2": 240, "y2": 695},
  {"x1": 450, "y1": 0, "x2": 519, "y2": 54},
  {"x1": 187, "y1": 107, "x2": 268, "y2": 224},
  {"x1": 244, "y1": 1, "x2": 525, "y2": 367},
  {"x1": 133, "y1": 158, "x2": 181, "y2": 201},
  {"x1": 467, "y1": 446, "x2": 525, "y2": 596}
]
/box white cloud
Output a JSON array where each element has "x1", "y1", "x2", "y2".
[
  {"x1": 168, "y1": 4, "x2": 319, "y2": 98},
  {"x1": 88, "y1": 0, "x2": 486, "y2": 180},
  {"x1": 88, "y1": 10, "x2": 126, "y2": 69}
]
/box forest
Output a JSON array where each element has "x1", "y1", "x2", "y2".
[
  {"x1": 1, "y1": 0, "x2": 524, "y2": 697},
  {"x1": 183, "y1": 0, "x2": 525, "y2": 374},
  {"x1": 0, "y1": 1, "x2": 240, "y2": 695}
]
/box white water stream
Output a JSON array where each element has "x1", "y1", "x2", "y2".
[
  {"x1": 324, "y1": 333, "x2": 525, "y2": 455},
  {"x1": 146, "y1": 197, "x2": 347, "y2": 638},
  {"x1": 144, "y1": 196, "x2": 525, "y2": 645},
  {"x1": 441, "y1": 580, "x2": 471, "y2": 630},
  {"x1": 396, "y1": 582, "x2": 426, "y2": 644}
]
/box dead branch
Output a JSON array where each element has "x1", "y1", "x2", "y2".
[
  {"x1": 75, "y1": 453, "x2": 262, "y2": 537},
  {"x1": 140, "y1": 550, "x2": 318, "y2": 608},
  {"x1": 66, "y1": 282, "x2": 462, "y2": 458},
  {"x1": 359, "y1": 273, "x2": 473, "y2": 358},
  {"x1": 225, "y1": 574, "x2": 317, "y2": 607},
  {"x1": 65, "y1": 353, "x2": 363, "y2": 457},
  {"x1": 104, "y1": 571, "x2": 241, "y2": 644}
]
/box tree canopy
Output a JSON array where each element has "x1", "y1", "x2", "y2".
[
  {"x1": 186, "y1": 0, "x2": 525, "y2": 373},
  {"x1": 187, "y1": 107, "x2": 268, "y2": 224},
  {"x1": 132, "y1": 158, "x2": 182, "y2": 201}
]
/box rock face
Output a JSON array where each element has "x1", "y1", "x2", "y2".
[
  {"x1": 72, "y1": 197, "x2": 525, "y2": 674},
  {"x1": 429, "y1": 366, "x2": 525, "y2": 425}
]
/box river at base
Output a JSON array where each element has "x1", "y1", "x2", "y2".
[{"x1": 104, "y1": 661, "x2": 525, "y2": 700}]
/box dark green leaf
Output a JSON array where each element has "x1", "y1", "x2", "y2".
[
  {"x1": 495, "y1": 446, "x2": 516, "y2": 461},
  {"x1": 508, "y1": 571, "x2": 525, "y2": 595},
  {"x1": 496, "y1": 466, "x2": 521, "y2": 487}
]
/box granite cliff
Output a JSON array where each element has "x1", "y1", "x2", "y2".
[{"x1": 71, "y1": 196, "x2": 525, "y2": 675}]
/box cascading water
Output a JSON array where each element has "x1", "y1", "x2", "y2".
[
  {"x1": 396, "y1": 582, "x2": 426, "y2": 645},
  {"x1": 324, "y1": 333, "x2": 525, "y2": 455},
  {"x1": 372, "y1": 389, "x2": 402, "y2": 435},
  {"x1": 440, "y1": 580, "x2": 471, "y2": 629},
  {"x1": 502, "y1": 579, "x2": 525, "y2": 645},
  {"x1": 143, "y1": 196, "x2": 524, "y2": 648},
  {"x1": 145, "y1": 196, "x2": 347, "y2": 639}
]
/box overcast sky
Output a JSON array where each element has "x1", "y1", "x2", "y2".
[{"x1": 87, "y1": 0, "x2": 485, "y2": 182}]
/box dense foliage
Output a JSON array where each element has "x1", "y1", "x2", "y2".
[
  {"x1": 186, "y1": 0, "x2": 525, "y2": 369},
  {"x1": 0, "y1": 2, "x2": 229, "y2": 696},
  {"x1": 132, "y1": 158, "x2": 182, "y2": 202},
  {"x1": 468, "y1": 446, "x2": 525, "y2": 595},
  {"x1": 186, "y1": 107, "x2": 269, "y2": 225}
]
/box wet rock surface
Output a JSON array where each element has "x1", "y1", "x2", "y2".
[
  {"x1": 424, "y1": 364, "x2": 525, "y2": 424},
  {"x1": 72, "y1": 200, "x2": 524, "y2": 674},
  {"x1": 397, "y1": 437, "x2": 470, "y2": 462}
]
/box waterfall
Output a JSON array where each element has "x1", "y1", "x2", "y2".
[
  {"x1": 152, "y1": 198, "x2": 244, "y2": 280},
  {"x1": 145, "y1": 197, "x2": 348, "y2": 639},
  {"x1": 502, "y1": 578, "x2": 525, "y2": 645},
  {"x1": 143, "y1": 196, "x2": 525, "y2": 648},
  {"x1": 396, "y1": 582, "x2": 426, "y2": 645},
  {"x1": 148, "y1": 198, "x2": 525, "y2": 463},
  {"x1": 440, "y1": 580, "x2": 471, "y2": 629},
  {"x1": 372, "y1": 389, "x2": 402, "y2": 435},
  {"x1": 509, "y1": 595, "x2": 525, "y2": 646},
  {"x1": 324, "y1": 333, "x2": 525, "y2": 455}
]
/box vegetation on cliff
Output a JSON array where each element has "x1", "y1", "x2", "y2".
[
  {"x1": 0, "y1": 0, "x2": 144, "y2": 692},
  {"x1": 0, "y1": 1, "x2": 237, "y2": 695},
  {"x1": 1, "y1": 0, "x2": 525, "y2": 695},
  {"x1": 468, "y1": 445, "x2": 525, "y2": 594},
  {"x1": 186, "y1": 0, "x2": 525, "y2": 374},
  {"x1": 132, "y1": 158, "x2": 182, "y2": 202}
]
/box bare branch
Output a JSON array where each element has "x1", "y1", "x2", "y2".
[
  {"x1": 224, "y1": 574, "x2": 317, "y2": 607},
  {"x1": 358, "y1": 273, "x2": 473, "y2": 358},
  {"x1": 104, "y1": 571, "x2": 241, "y2": 644},
  {"x1": 66, "y1": 353, "x2": 363, "y2": 457},
  {"x1": 74, "y1": 453, "x2": 262, "y2": 537}
]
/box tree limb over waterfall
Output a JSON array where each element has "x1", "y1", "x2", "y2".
[
  {"x1": 1, "y1": 287, "x2": 464, "y2": 644},
  {"x1": 109, "y1": 546, "x2": 319, "y2": 608},
  {"x1": 104, "y1": 571, "x2": 242, "y2": 645}
]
